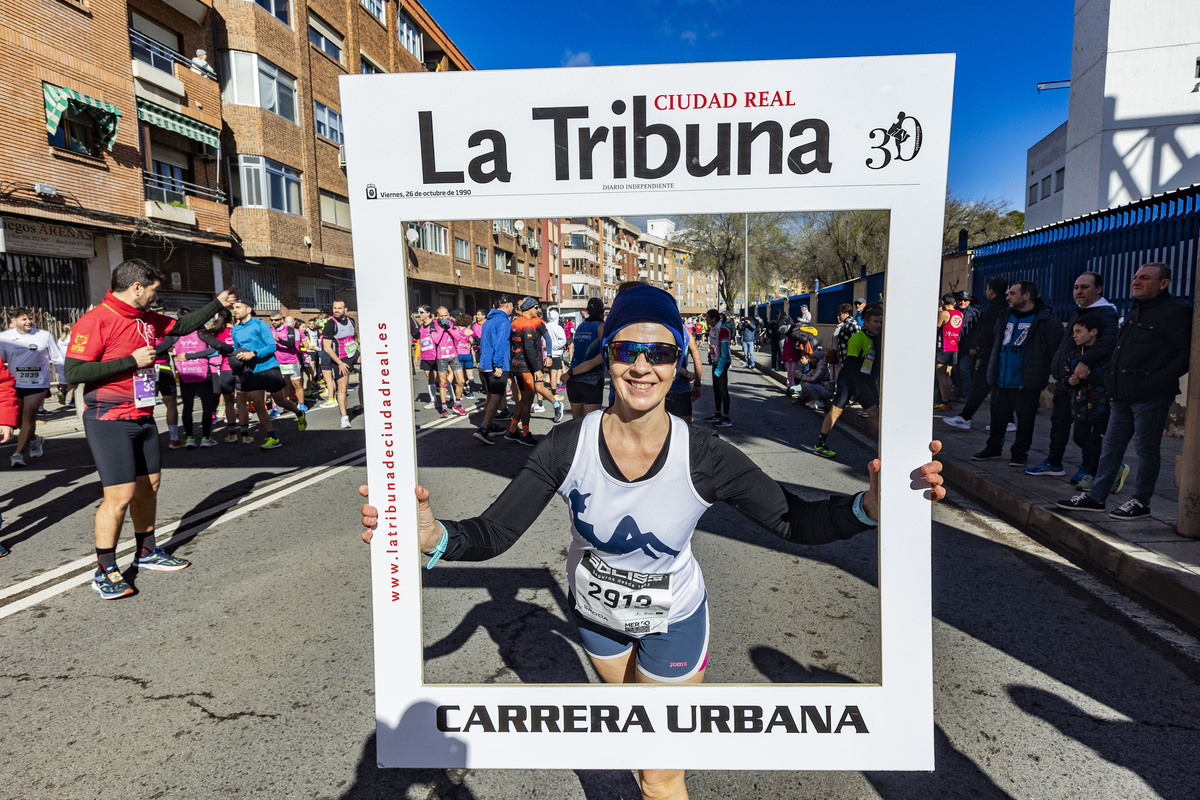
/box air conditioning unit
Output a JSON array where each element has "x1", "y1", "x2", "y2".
[
  {"x1": 492, "y1": 222, "x2": 501, "y2": 234},
  {"x1": 519, "y1": 235, "x2": 528, "y2": 247},
  {"x1": 195, "y1": 143, "x2": 219, "y2": 160},
  {"x1": 338, "y1": 145, "x2": 347, "y2": 167}
]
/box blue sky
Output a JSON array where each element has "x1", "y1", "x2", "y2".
[{"x1": 419, "y1": 0, "x2": 1075, "y2": 212}]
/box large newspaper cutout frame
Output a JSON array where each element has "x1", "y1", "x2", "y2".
[{"x1": 341, "y1": 55, "x2": 953, "y2": 770}]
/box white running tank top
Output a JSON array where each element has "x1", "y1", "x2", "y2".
[{"x1": 559, "y1": 411, "x2": 712, "y2": 628}]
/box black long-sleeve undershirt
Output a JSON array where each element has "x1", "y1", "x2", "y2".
[
  {"x1": 64, "y1": 299, "x2": 226, "y2": 384},
  {"x1": 440, "y1": 416, "x2": 868, "y2": 562}
]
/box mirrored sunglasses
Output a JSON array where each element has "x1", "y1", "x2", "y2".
[{"x1": 606, "y1": 341, "x2": 680, "y2": 366}]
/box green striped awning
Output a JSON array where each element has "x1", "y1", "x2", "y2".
[
  {"x1": 135, "y1": 99, "x2": 221, "y2": 149},
  {"x1": 43, "y1": 83, "x2": 122, "y2": 152}
]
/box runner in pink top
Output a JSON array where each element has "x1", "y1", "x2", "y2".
[
  {"x1": 270, "y1": 311, "x2": 306, "y2": 412},
  {"x1": 430, "y1": 307, "x2": 466, "y2": 417}
]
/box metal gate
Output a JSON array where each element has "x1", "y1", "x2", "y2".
[
  {"x1": 972, "y1": 184, "x2": 1200, "y2": 321},
  {"x1": 0, "y1": 253, "x2": 90, "y2": 338}
]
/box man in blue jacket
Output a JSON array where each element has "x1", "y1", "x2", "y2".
[
  {"x1": 473, "y1": 295, "x2": 513, "y2": 445},
  {"x1": 231, "y1": 297, "x2": 307, "y2": 449}
]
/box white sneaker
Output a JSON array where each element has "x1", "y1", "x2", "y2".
[
  {"x1": 943, "y1": 416, "x2": 971, "y2": 430},
  {"x1": 531, "y1": 402, "x2": 544, "y2": 414},
  {"x1": 10, "y1": 452, "x2": 26, "y2": 468},
  {"x1": 340, "y1": 416, "x2": 352, "y2": 428},
  {"x1": 1007, "y1": 422, "x2": 1018, "y2": 433},
  {"x1": 423, "y1": 400, "x2": 437, "y2": 409},
  {"x1": 29, "y1": 435, "x2": 44, "y2": 458}
]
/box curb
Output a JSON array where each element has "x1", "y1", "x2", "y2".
[{"x1": 734, "y1": 349, "x2": 1200, "y2": 630}]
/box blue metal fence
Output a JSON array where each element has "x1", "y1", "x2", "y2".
[{"x1": 972, "y1": 184, "x2": 1200, "y2": 322}]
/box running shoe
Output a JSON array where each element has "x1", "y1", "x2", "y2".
[
  {"x1": 168, "y1": 438, "x2": 186, "y2": 450},
  {"x1": 297, "y1": 403, "x2": 309, "y2": 414},
  {"x1": 224, "y1": 430, "x2": 240, "y2": 443},
  {"x1": 297, "y1": 411, "x2": 308, "y2": 432},
  {"x1": 1055, "y1": 494, "x2": 1105, "y2": 512},
  {"x1": 261, "y1": 435, "x2": 282, "y2": 450},
  {"x1": 439, "y1": 409, "x2": 449, "y2": 419},
  {"x1": 503, "y1": 430, "x2": 522, "y2": 443},
  {"x1": 268, "y1": 408, "x2": 281, "y2": 419},
  {"x1": 452, "y1": 405, "x2": 467, "y2": 416},
  {"x1": 942, "y1": 416, "x2": 971, "y2": 430},
  {"x1": 552, "y1": 403, "x2": 564, "y2": 423},
  {"x1": 321, "y1": 400, "x2": 339, "y2": 409},
  {"x1": 135, "y1": 547, "x2": 190, "y2": 572},
  {"x1": 1008, "y1": 456, "x2": 1027, "y2": 467},
  {"x1": 1069, "y1": 466, "x2": 1089, "y2": 485},
  {"x1": 185, "y1": 437, "x2": 197, "y2": 449},
  {"x1": 10, "y1": 453, "x2": 26, "y2": 468},
  {"x1": 1109, "y1": 498, "x2": 1149, "y2": 520},
  {"x1": 472, "y1": 429, "x2": 495, "y2": 445},
  {"x1": 518, "y1": 432, "x2": 539, "y2": 447},
  {"x1": 1076, "y1": 474, "x2": 1095, "y2": 492},
  {"x1": 932, "y1": 402, "x2": 952, "y2": 412},
  {"x1": 241, "y1": 434, "x2": 255, "y2": 445},
  {"x1": 970, "y1": 449, "x2": 1003, "y2": 461},
  {"x1": 812, "y1": 442, "x2": 837, "y2": 459},
  {"x1": 0, "y1": 543, "x2": 8, "y2": 557},
  {"x1": 463, "y1": 392, "x2": 476, "y2": 400},
  {"x1": 91, "y1": 565, "x2": 133, "y2": 600},
  {"x1": 29, "y1": 435, "x2": 44, "y2": 458},
  {"x1": 715, "y1": 417, "x2": 732, "y2": 427},
  {"x1": 703, "y1": 413, "x2": 721, "y2": 423},
  {"x1": 495, "y1": 409, "x2": 512, "y2": 420},
  {"x1": 200, "y1": 437, "x2": 218, "y2": 448},
  {"x1": 340, "y1": 416, "x2": 352, "y2": 428},
  {"x1": 1111, "y1": 464, "x2": 1130, "y2": 494},
  {"x1": 424, "y1": 400, "x2": 438, "y2": 409},
  {"x1": 36, "y1": 407, "x2": 49, "y2": 416},
  {"x1": 1024, "y1": 460, "x2": 1065, "y2": 477},
  {"x1": 531, "y1": 402, "x2": 545, "y2": 414}
]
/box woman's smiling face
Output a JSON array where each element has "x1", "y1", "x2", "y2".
[{"x1": 609, "y1": 322, "x2": 677, "y2": 414}]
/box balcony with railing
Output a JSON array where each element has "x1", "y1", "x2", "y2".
[
  {"x1": 144, "y1": 170, "x2": 226, "y2": 228},
  {"x1": 130, "y1": 28, "x2": 217, "y2": 82}
]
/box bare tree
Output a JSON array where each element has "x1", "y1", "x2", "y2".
[
  {"x1": 794, "y1": 210, "x2": 890, "y2": 286},
  {"x1": 676, "y1": 213, "x2": 800, "y2": 310},
  {"x1": 942, "y1": 194, "x2": 1024, "y2": 252}
]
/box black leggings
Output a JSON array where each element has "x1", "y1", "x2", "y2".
[
  {"x1": 711, "y1": 369, "x2": 730, "y2": 416},
  {"x1": 180, "y1": 379, "x2": 218, "y2": 439}
]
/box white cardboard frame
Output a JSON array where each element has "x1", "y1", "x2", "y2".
[{"x1": 340, "y1": 55, "x2": 954, "y2": 771}]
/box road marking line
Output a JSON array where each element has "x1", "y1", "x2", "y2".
[{"x1": 0, "y1": 449, "x2": 364, "y2": 604}]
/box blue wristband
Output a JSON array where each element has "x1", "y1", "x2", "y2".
[
  {"x1": 423, "y1": 522, "x2": 449, "y2": 569},
  {"x1": 852, "y1": 492, "x2": 878, "y2": 527}
]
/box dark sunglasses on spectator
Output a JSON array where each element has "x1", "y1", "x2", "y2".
[{"x1": 606, "y1": 341, "x2": 680, "y2": 366}]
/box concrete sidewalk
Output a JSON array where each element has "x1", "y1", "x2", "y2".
[{"x1": 736, "y1": 346, "x2": 1200, "y2": 631}]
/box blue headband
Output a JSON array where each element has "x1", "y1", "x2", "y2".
[{"x1": 600, "y1": 285, "x2": 687, "y2": 367}]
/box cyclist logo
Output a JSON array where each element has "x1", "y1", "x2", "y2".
[
  {"x1": 568, "y1": 490, "x2": 680, "y2": 559},
  {"x1": 866, "y1": 112, "x2": 923, "y2": 170}
]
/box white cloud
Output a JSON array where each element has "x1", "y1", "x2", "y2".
[
  {"x1": 562, "y1": 50, "x2": 594, "y2": 68},
  {"x1": 681, "y1": 30, "x2": 698, "y2": 45}
]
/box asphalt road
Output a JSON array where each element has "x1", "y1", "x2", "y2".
[{"x1": 1, "y1": 367, "x2": 1198, "y2": 799}]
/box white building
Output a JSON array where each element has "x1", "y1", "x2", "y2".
[{"x1": 1025, "y1": 0, "x2": 1200, "y2": 229}]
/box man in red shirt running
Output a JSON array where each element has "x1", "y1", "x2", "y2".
[{"x1": 65, "y1": 259, "x2": 235, "y2": 599}]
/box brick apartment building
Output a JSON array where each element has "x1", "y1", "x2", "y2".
[{"x1": 1, "y1": 0, "x2": 229, "y2": 333}]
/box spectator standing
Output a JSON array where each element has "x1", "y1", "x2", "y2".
[
  {"x1": 943, "y1": 278, "x2": 1009, "y2": 431},
  {"x1": 934, "y1": 294, "x2": 963, "y2": 412},
  {"x1": 828, "y1": 303, "x2": 858, "y2": 385},
  {"x1": 1025, "y1": 272, "x2": 1119, "y2": 478},
  {"x1": 796, "y1": 304, "x2": 812, "y2": 325},
  {"x1": 854, "y1": 298, "x2": 867, "y2": 327},
  {"x1": 545, "y1": 309, "x2": 568, "y2": 392},
  {"x1": 970, "y1": 281, "x2": 1062, "y2": 467},
  {"x1": 704, "y1": 309, "x2": 733, "y2": 427},
  {"x1": 953, "y1": 292, "x2": 981, "y2": 400},
  {"x1": 1060, "y1": 315, "x2": 1112, "y2": 492},
  {"x1": 740, "y1": 315, "x2": 757, "y2": 368},
  {"x1": 1057, "y1": 263, "x2": 1192, "y2": 519}
]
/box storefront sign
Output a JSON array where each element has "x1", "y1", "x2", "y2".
[
  {"x1": 341, "y1": 54, "x2": 954, "y2": 772},
  {"x1": 0, "y1": 216, "x2": 96, "y2": 259}
]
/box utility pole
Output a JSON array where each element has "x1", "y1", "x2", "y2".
[{"x1": 744, "y1": 213, "x2": 749, "y2": 317}]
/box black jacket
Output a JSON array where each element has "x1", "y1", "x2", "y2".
[
  {"x1": 967, "y1": 296, "x2": 1008, "y2": 366},
  {"x1": 1049, "y1": 300, "x2": 1120, "y2": 378},
  {"x1": 1107, "y1": 291, "x2": 1193, "y2": 403},
  {"x1": 986, "y1": 299, "x2": 1063, "y2": 392}
]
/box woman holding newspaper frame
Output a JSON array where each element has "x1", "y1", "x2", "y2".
[{"x1": 359, "y1": 285, "x2": 945, "y2": 800}]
